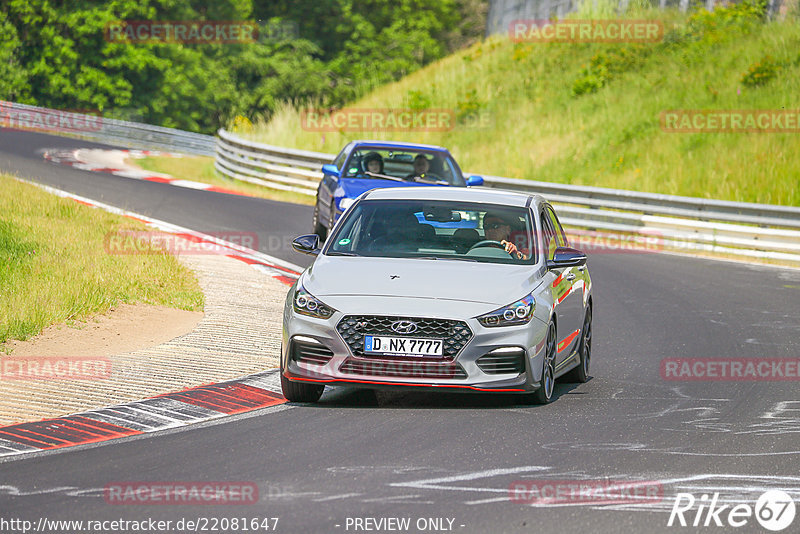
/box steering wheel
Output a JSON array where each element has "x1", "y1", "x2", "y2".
[{"x1": 468, "y1": 240, "x2": 507, "y2": 252}]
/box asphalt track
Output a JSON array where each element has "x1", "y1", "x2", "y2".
[{"x1": 2, "y1": 129, "x2": 799, "y2": 533}]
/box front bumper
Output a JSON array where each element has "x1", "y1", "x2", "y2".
[{"x1": 282, "y1": 306, "x2": 549, "y2": 394}]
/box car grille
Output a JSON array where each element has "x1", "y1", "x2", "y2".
[
  {"x1": 339, "y1": 359, "x2": 467, "y2": 380},
  {"x1": 336, "y1": 315, "x2": 472, "y2": 359},
  {"x1": 476, "y1": 350, "x2": 525, "y2": 374},
  {"x1": 290, "y1": 338, "x2": 334, "y2": 365}
]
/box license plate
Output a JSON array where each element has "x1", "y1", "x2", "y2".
[{"x1": 364, "y1": 335, "x2": 443, "y2": 357}]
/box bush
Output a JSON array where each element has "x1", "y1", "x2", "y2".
[{"x1": 741, "y1": 55, "x2": 780, "y2": 87}]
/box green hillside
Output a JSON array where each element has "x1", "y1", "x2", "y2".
[{"x1": 244, "y1": 3, "x2": 800, "y2": 206}]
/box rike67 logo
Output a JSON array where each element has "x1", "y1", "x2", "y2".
[{"x1": 668, "y1": 490, "x2": 796, "y2": 531}]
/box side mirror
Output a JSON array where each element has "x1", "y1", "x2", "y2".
[
  {"x1": 292, "y1": 234, "x2": 321, "y2": 255},
  {"x1": 321, "y1": 164, "x2": 340, "y2": 178},
  {"x1": 546, "y1": 247, "x2": 587, "y2": 269},
  {"x1": 466, "y1": 175, "x2": 484, "y2": 186}
]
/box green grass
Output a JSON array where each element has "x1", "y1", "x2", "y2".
[
  {"x1": 136, "y1": 155, "x2": 315, "y2": 206},
  {"x1": 0, "y1": 175, "x2": 204, "y2": 344},
  {"x1": 245, "y1": 4, "x2": 800, "y2": 206}
]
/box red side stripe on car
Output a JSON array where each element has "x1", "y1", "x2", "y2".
[{"x1": 557, "y1": 329, "x2": 580, "y2": 352}]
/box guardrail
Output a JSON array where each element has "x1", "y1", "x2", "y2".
[
  {"x1": 11, "y1": 103, "x2": 795, "y2": 264},
  {"x1": 215, "y1": 128, "x2": 800, "y2": 265},
  {"x1": 0, "y1": 101, "x2": 215, "y2": 155}
]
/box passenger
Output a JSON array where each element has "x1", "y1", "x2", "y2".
[
  {"x1": 483, "y1": 212, "x2": 527, "y2": 260},
  {"x1": 363, "y1": 152, "x2": 384, "y2": 175}
]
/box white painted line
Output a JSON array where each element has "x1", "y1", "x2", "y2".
[
  {"x1": 9, "y1": 176, "x2": 304, "y2": 279},
  {"x1": 169, "y1": 179, "x2": 213, "y2": 190},
  {"x1": 391, "y1": 466, "x2": 550, "y2": 493},
  {"x1": 313, "y1": 492, "x2": 363, "y2": 502},
  {"x1": 0, "y1": 439, "x2": 38, "y2": 453}
]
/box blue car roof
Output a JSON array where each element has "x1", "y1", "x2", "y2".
[{"x1": 351, "y1": 140, "x2": 449, "y2": 153}]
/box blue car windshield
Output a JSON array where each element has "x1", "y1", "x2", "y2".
[
  {"x1": 326, "y1": 199, "x2": 536, "y2": 265},
  {"x1": 343, "y1": 148, "x2": 465, "y2": 186}
]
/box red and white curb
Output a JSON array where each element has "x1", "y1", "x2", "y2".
[
  {"x1": 43, "y1": 148, "x2": 253, "y2": 197},
  {"x1": 0, "y1": 177, "x2": 306, "y2": 458},
  {"x1": 0, "y1": 370, "x2": 284, "y2": 458},
  {"x1": 15, "y1": 176, "x2": 303, "y2": 285}
]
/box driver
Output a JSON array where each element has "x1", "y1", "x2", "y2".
[
  {"x1": 405, "y1": 154, "x2": 430, "y2": 179},
  {"x1": 483, "y1": 212, "x2": 527, "y2": 260}
]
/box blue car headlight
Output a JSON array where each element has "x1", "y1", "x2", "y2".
[
  {"x1": 293, "y1": 284, "x2": 336, "y2": 319},
  {"x1": 477, "y1": 294, "x2": 535, "y2": 327}
]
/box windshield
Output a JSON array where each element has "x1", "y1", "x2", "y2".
[
  {"x1": 342, "y1": 148, "x2": 465, "y2": 186},
  {"x1": 326, "y1": 199, "x2": 536, "y2": 264}
]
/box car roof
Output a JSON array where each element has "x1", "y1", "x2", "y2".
[
  {"x1": 363, "y1": 186, "x2": 546, "y2": 207},
  {"x1": 351, "y1": 140, "x2": 449, "y2": 153}
]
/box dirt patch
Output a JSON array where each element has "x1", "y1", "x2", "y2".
[{"x1": 2, "y1": 303, "x2": 203, "y2": 357}]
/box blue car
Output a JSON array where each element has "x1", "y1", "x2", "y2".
[{"x1": 311, "y1": 140, "x2": 483, "y2": 239}]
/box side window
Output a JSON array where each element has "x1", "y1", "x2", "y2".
[
  {"x1": 545, "y1": 206, "x2": 568, "y2": 247},
  {"x1": 541, "y1": 210, "x2": 557, "y2": 260},
  {"x1": 333, "y1": 150, "x2": 347, "y2": 171}
]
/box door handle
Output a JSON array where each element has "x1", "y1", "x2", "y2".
[{"x1": 566, "y1": 273, "x2": 576, "y2": 281}]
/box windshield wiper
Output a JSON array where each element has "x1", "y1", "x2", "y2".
[
  {"x1": 414, "y1": 256, "x2": 478, "y2": 262},
  {"x1": 327, "y1": 251, "x2": 359, "y2": 256},
  {"x1": 438, "y1": 256, "x2": 478, "y2": 262}
]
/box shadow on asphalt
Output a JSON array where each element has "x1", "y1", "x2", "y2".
[{"x1": 292, "y1": 378, "x2": 592, "y2": 409}]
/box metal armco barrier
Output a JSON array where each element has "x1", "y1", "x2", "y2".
[
  {"x1": 7, "y1": 104, "x2": 796, "y2": 264},
  {"x1": 215, "y1": 128, "x2": 800, "y2": 265},
  {"x1": 0, "y1": 101, "x2": 215, "y2": 155}
]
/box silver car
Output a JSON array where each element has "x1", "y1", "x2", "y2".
[{"x1": 281, "y1": 187, "x2": 593, "y2": 404}]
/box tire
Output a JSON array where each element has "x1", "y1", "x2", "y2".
[
  {"x1": 280, "y1": 373, "x2": 324, "y2": 403},
  {"x1": 312, "y1": 201, "x2": 327, "y2": 241},
  {"x1": 533, "y1": 321, "x2": 557, "y2": 404},
  {"x1": 564, "y1": 306, "x2": 592, "y2": 383}
]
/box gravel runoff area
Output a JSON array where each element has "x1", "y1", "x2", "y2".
[{"x1": 0, "y1": 248, "x2": 289, "y2": 426}]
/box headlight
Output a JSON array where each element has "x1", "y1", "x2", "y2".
[
  {"x1": 338, "y1": 198, "x2": 355, "y2": 212},
  {"x1": 293, "y1": 284, "x2": 336, "y2": 319},
  {"x1": 477, "y1": 294, "x2": 535, "y2": 327}
]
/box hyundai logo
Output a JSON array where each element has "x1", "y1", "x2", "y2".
[{"x1": 391, "y1": 320, "x2": 418, "y2": 334}]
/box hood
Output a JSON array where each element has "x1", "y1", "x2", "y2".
[
  {"x1": 337, "y1": 177, "x2": 441, "y2": 200},
  {"x1": 304, "y1": 256, "x2": 541, "y2": 308}
]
